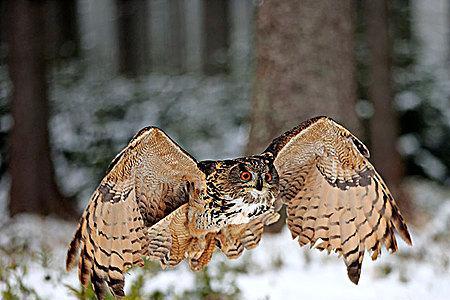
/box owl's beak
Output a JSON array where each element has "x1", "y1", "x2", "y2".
[{"x1": 255, "y1": 175, "x2": 263, "y2": 191}]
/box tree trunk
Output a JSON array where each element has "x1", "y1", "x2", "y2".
[
  {"x1": 185, "y1": 0, "x2": 203, "y2": 73},
  {"x1": 77, "y1": 0, "x2": 119, "y2": 76},
  {"x1": 230, "y1": 0, "x2": 254, "y2": 78},
  {"x1": 116, "y1": 0, "x2": 149, "y2": 76},
  {"x1": 149, "y1": 0, "x2": 186, "y2": 73},
  {"x1": 248, "y1": 0, "x2": 361, "y2": 232},
  {"x1": 6, "y1": 0, "x2": 75, "y2": 220},
  {"x1": 44, "y1": 0, "x2": 79, "y2": 60},
  {"x1": 0, "y1": 0, "x2": 6, "y2": 62},
  {"x1": 203, "y1": 0, "x2": 230, "y2": 75},
  {"x1": 365, "y1": 0, "x2": 412, "y2": 219}
]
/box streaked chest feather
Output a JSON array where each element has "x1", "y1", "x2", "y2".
[
  {"x1": 193, "y1": 191, "x2": 276, "y2": 230},
  {"x1": 224, "y1": 196, "x2": 272, "y2": 225}
]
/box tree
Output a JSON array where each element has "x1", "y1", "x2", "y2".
[
  {"x1": 203, "y1": 0, "x2": 230, "y2": 75},
  {"x1": 247, "y1": 0, "x2": 361, "y2": 232},
  {"x1": 116, "y1": 0, "x2": 149, "y2": 76},
  {"x1": 6, "y1": 0, "x2": 75, "y2": 219},
  {"x1": 364, "y1": 0, "x2": 412, "y2": 217},
  {"x1": 44, "y1": 0, "x2": 79, "y2": 61}
]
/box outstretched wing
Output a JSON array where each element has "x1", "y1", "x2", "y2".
[
  {"x1": 264, "y1": 116, "x2": 412, "y2": 284},
  {"x1": 66, "y1": 127, "x2": 205, "y2": 299}
]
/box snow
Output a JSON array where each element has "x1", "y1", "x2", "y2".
[
  {"x1": 1, "y1": 69, "x2": 449, "y2": 299},
  {"x1": 1, "y1": 1, "x2": 450, "y2": 298},
  {"x1": 415, "y1": 150, "x2": 448, "y2": 181},
  {"x1": 1, "y1": 178, "x2": 450, "y2": 300},
  {"x1": 237, "y1": 230, "x2": 448, "y2": 300}
]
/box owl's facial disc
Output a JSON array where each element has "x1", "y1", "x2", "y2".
[{"x1": 232, "y1": 158, "x2": 278, "y2": 196}]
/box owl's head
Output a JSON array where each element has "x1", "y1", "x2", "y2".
[{"x1": 198, "y1": 153, "x2": 279, "y2": 200}]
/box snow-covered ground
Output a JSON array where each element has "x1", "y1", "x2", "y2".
[
  {"x1": 1, "y1": 70, "x2": 449, "y2": 299},
  {"x1": 0, "y1": 179, "x2": 449, "y2": 300}
]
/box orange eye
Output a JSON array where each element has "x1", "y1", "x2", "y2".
[
  {"x1": 240, "y1": 171, "x2": 252, "y2": 182},
  {"x1": 265, "y1": 173, "x2": 272, "y2": 182}
]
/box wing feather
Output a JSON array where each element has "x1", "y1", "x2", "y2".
[
  {"x1": 66, "y1": 127, "x2": 205, "y2": 299},
  {"x1": 217, "y1": 211, "x2": 280, "y2": 259},
  {"x1": 264, "y1": 116, "x2": 412, "y2": 284}
]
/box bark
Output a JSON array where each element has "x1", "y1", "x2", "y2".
[
  {"x1": 0, "y1": 0, "x2": 5, "y2": 56},
  {"x1": 185, "y1": 0, "x2": 203, "y2": 73},
  {"x1": 149, "y1": 0, "x2": 186, "y2": 73},
  {"x1": 116, "y1": 0, "x2": 149, "y2": 76},
  {"x1": 248, "y1": 0, "x2": 361, "y2": 232},
  {"x1": 77, "y1": 0, "x2": 119, "y2": 76},
  {"x1": 44, "y1": 0, "x2": 79, "y2": 60},
  {"x1": 203, "y1": 0, "x2": 230, "y2": 74},
  {"x1": 365, "y1": 0, "x2": 413, "y2": 219},
  {"x1": 230, "y1": 0, "x2": 254, "y2": 78},
  {"x1": 166, "y1": 0, "x2": 186, "y2": 72},
  {"x1": 6, "y1": 0, "x2": 75, "y2": 220}
]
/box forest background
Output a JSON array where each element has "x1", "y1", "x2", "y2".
[{"x1": 0, "y1": 1, "x2": 449, "y2": 299}]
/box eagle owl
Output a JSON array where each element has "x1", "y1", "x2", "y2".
[{"x1": 66, "y1": 116, "x2": 412, "y2": 299}]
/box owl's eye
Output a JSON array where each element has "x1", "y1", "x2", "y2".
[
  {"x1": 265, "y1": 173, "x2": 272, "y2": 182},
  {"x1": 240, "y1": 171, "x2": 252, "y2": 182}
]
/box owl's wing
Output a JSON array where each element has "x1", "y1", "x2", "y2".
[
  {"x1": 66, "y1": 127, "x2": 205, "y2": 299},
  {"x1": 264, "y1": 116, "x2": 412, "y2": 284}
]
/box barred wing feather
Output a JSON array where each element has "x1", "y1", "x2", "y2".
[
  {"x1": 264, "y1": 116, "x2": 412, "y2": 284},
  {"x1": 66, "y1": 127, "x2": 205, "y2": 299}
]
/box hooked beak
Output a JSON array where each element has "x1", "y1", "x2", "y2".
[{"x1": 255, "y1": 175, "x2": 263, "y2": 191}]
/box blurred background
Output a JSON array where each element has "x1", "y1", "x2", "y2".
[{"x1": 0, "y1": 0, "x2": 449, "y2": 299}]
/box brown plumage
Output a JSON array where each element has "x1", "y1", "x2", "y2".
[
  {"x1": 264, "y1": 117, "x2": 411, "y2": 283},
  {"x1": 66, "y1": 127, "x2": 205, "y2": 298},
  {"x1": 66, "y1": 116, "x2": 412, "y2": 299}
]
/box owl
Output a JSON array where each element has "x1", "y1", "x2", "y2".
[{"x1": 66, "y1": 116, "x2": 412, "y2": 299}]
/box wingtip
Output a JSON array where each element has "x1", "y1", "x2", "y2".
[
  {"x1": 65, "y1": 255, "x2": 74, "y2": 272},
  {"x1": 402, "y1": 229, "x2": 413, "y2": 246},
  {"x1": 347, "y1": 268, "x2": 361, "y2": 285},
  {"x1": 346, "y1": 260, "x2": 362, "y2": 285},
  {"x1": 66, "y1": 229, "x2": 82, "y2": 272},
  {"x1": 394, "y1": 213, "x2": 413, "y2": 246}
]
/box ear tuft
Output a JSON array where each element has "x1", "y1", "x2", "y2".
[
  {"x1": 198, "y1": 160, "x2": 216, "y2": 176},
  {"x1": 261, "y1": 152, "x2": 275, "y2": 163}
]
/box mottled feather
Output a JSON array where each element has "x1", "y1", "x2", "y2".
[
  {"x1": 66, "y1": 127, "x2": 205, "y2": 299},
  {"x1": 67, "y1": 117, "x2": 412, "y2": 300},
  {"x1": 265, "y1": 116, "x2": 412, "y2": 284}
]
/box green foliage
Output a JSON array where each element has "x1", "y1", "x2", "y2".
[
  {"x1": 64, "y1": 256, "x2": 246, "y2": 300},
  {"x1": 65, "y1": 283, "x2": 100, "y2": 300},
  {"x1": 0, "y1": 238, "x2": 42, "y2": 300},
  {"x1": 179, "y1": 262, "x2": 243, "y2": 300}
]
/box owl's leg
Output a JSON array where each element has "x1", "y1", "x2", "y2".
[
  {"x1": 187, "y1": 233, "x2": 217, "y2": 271},
  {"x1": 216, "y1": 226, "x2": 245, "y2": 259},
  {"x1": 146, "y1": 204, "x2": 191, "y2": 269},
  {"x1": 217, "y1": 211, "x2": 280, "y2": 259}
]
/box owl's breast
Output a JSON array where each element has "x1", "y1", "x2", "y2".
[
  {"x1": 224, "y1": 196, "x2": 273, "y2": 225},
  {"x1": 191, "y1": 189, "x2": 277, "y2": 231},
  {"x1": 219, "y1": 191, "x2": 276, "y2": 226}
]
